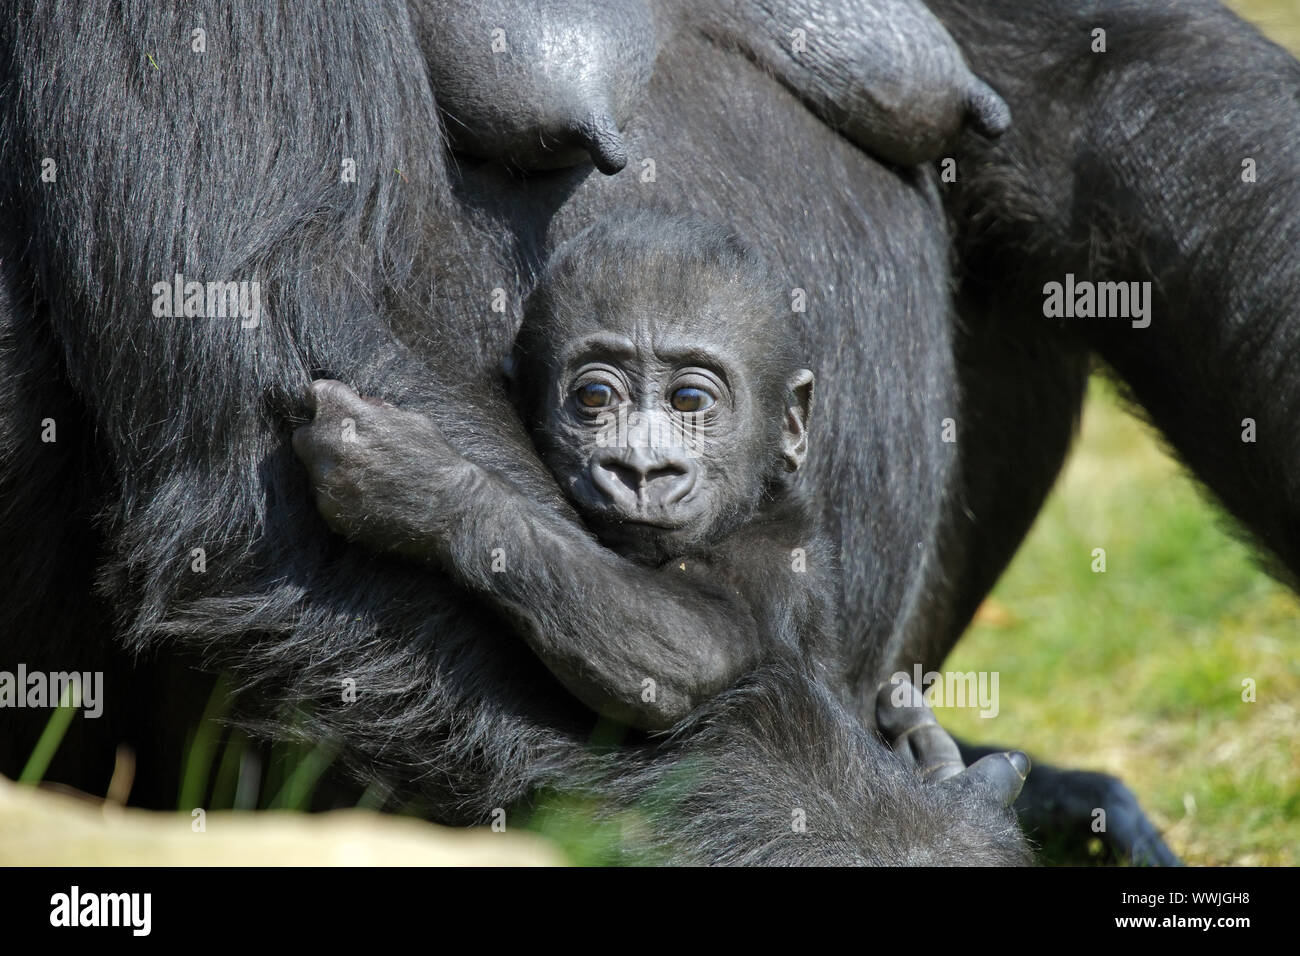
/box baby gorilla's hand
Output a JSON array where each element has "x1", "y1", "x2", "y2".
[
  {"x1": 291, "y1": 380, "x2": 470, "y2": 556},
  {"x1": 876, "y1": 677, "x2": 1029, "y2": 809}
]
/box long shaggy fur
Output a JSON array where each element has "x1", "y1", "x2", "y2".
[
  {"x1": 5, "y1": 0, "x2": 1290, "y2": 864},
  {"x1": 0, "y1": 1, "x2": 1024, "y2": 862}
]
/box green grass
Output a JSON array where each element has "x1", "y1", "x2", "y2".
[
  {"x1": 936, "y1": 378, "x2": 1300, "y2": 865},
  {"x1": 18, "y1": 681, "x2": 83, "y2": 785},
  {"x1": 929, "y1": 0, "x2": 1300, "y2": 868}
]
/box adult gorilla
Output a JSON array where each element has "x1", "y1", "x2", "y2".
[{"x1": 0, "y1": 1, "x2": 1295, "y2": 863}]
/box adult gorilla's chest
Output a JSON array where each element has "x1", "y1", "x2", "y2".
[{"x1": 445, "y1": 33, "x2": 961, "y2": 681}]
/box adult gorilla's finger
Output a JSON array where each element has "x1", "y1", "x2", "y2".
[
  {"x1": 875, "y1": 676, "x2": 924, "y2": 739},
  {"x1": 875, "y1": 678, "x2": 965, "y2": 781},
  {"x1": 945, "y1": 751, "x2": 1031, "y2": 808}
]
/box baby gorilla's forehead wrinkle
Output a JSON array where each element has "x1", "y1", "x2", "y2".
[
  {"x1": 587, "y1": 314, "x2": 724, "y2": 372},
  {"x1": 644, "y1": 307, "x2": 742, "y2": 371},
  {"x1": 629, "y1": 313, "x2": 656, "y2": 362},
  {"x1": 559, "y1": 330, "x2": 639, "y2": 366},
  {"x1": 648, "y1": 337, "x2": 733, "y2": 383}
]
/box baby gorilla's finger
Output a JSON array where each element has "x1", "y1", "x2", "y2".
[
  {"x1": 291, "y1": 425, "x2": 331, "y2": 472},
  {"x1": 945, "y1": 751, "x2": 1031, "y2": 808},
  {"x1": 291, "y1": 435, "x2": 344, "y2": 503},
  {"x1": 290, "y1": 424, "x2": 312, "y2": 460},
  {"x1": 875, "y1": 678, "x2": 964, "y2": 781},
  {"x1": 304, "y1": 379, "x2": 371, "y2": 420}
]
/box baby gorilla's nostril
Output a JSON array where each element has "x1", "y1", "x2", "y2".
[
  {"x1": 644, "y1": 465, "x2": 686, "y2": 484},
  {"x1": 644, "y1": 461, "x2": 695, "y2": 508},
  {"x1": 604, "y1": 462, "x2": 687, "y2": 495}
]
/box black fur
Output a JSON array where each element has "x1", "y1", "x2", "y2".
[
  {"x1": 293, "y1": 212, "x2": 844, "y2": 728},
  {"x1": 0, "y1": 1, "x2": 1015, "y2": 862},
  {"x1": 0, "y1": 0, "x2": 1294, "y2": 864}
]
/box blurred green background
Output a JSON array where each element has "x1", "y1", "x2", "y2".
[{"x1": 932, "y1": 0, "x2": 1300, "y2": 865}]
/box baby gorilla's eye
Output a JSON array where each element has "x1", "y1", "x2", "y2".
[
  {"x1": 576, "y1": 382, "x2": 616, "y2": 408},
  {"x1": 670, "y1": 387, "x2": 714, "y2": 413}
]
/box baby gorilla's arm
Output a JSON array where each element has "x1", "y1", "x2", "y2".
[
  {"x1": 702, "y1": 0, "x2": 1009, "y2": 165},
  {"x1": 292, "y1": 380, "x2": 812, "y2": 731}
]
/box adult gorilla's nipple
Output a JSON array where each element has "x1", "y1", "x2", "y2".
[
  {"x1": 572, "y1": 110, "x2": 629, "y2": 175},
  {"x1": 965, "y1": 79, "x2": 1012, "y2": 141}
]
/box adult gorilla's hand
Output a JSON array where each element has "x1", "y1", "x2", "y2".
[
  {"x1": 876, "y1": 678, "x2": 1029, "y2": 808},
  {"x1": 292, "y1": 379, "x2": 473, "y2": 559}
]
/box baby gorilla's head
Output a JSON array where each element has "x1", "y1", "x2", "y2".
[{"x1": 511, "y1": 213, "x2": 814, "y2": 564}]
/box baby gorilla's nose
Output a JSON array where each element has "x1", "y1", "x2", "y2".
[{"x1": 590, "y1": 447, "x2": 697, "y2": 518}]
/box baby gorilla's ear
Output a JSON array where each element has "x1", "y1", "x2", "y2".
[{"x1": 781, "y1": 369, "x2": 815, "y2": 472}]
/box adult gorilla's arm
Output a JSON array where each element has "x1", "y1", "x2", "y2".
[
  {"x1": 929, "y1": 0, "x2": 1300, "y2": 580},
  {"x1": 0, "y1": 3, "x2": 615, "y2": 805},
  {"x1": 293, "y1": 381, "x2": 820, "y2": 731}
]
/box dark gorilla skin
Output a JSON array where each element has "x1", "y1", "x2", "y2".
[
  {"x1": 410, "y1": 0, "x2": 1010, "y2": 172},
  {"x1": 1, "y1": 1, "x2": 1294, "y2": 863}
]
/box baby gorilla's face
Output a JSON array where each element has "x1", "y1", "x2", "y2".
[
  {"x1": 515, "y1": 213, "x2": 815, "y2": 564},
  {"x1": 531, "y1": 324, "x2": 810, "y2": 565}
]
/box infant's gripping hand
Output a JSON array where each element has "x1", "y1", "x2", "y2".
[{"x1": 292, "y1": 379, "x2": 474, "y2": 560}]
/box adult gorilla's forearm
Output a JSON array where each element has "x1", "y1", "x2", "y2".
[
  {"x1": 930, "y1": 0, "x2": 1300, "y2": 580},
  {"x1": 0, "y1": 3, "x2": 599, "y2": 812}
]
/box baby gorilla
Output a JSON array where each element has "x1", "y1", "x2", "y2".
[
  {"x1": 507, "y1": 215, "x2": 822, "y2": 581},
  {"x1": 410, "y1": 0, "x2": 1009, "y2": 173},
  {"x1": 298, "y1": 213, "x2": 835, "y2": 725},
  {"x1": 293, "y1": 212, "x2": 1031, "y2": 854}
]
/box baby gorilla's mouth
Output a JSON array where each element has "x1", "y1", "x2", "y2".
[
  {"x1": 582, "y1": 511, "x2": 698, "y2": 567},
  {"x1": 613, "y1": 515, "x2": 685, "y2": 530},
  {"x1": 581, "y1": 505, "x2": 694, "y2": 534}
]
